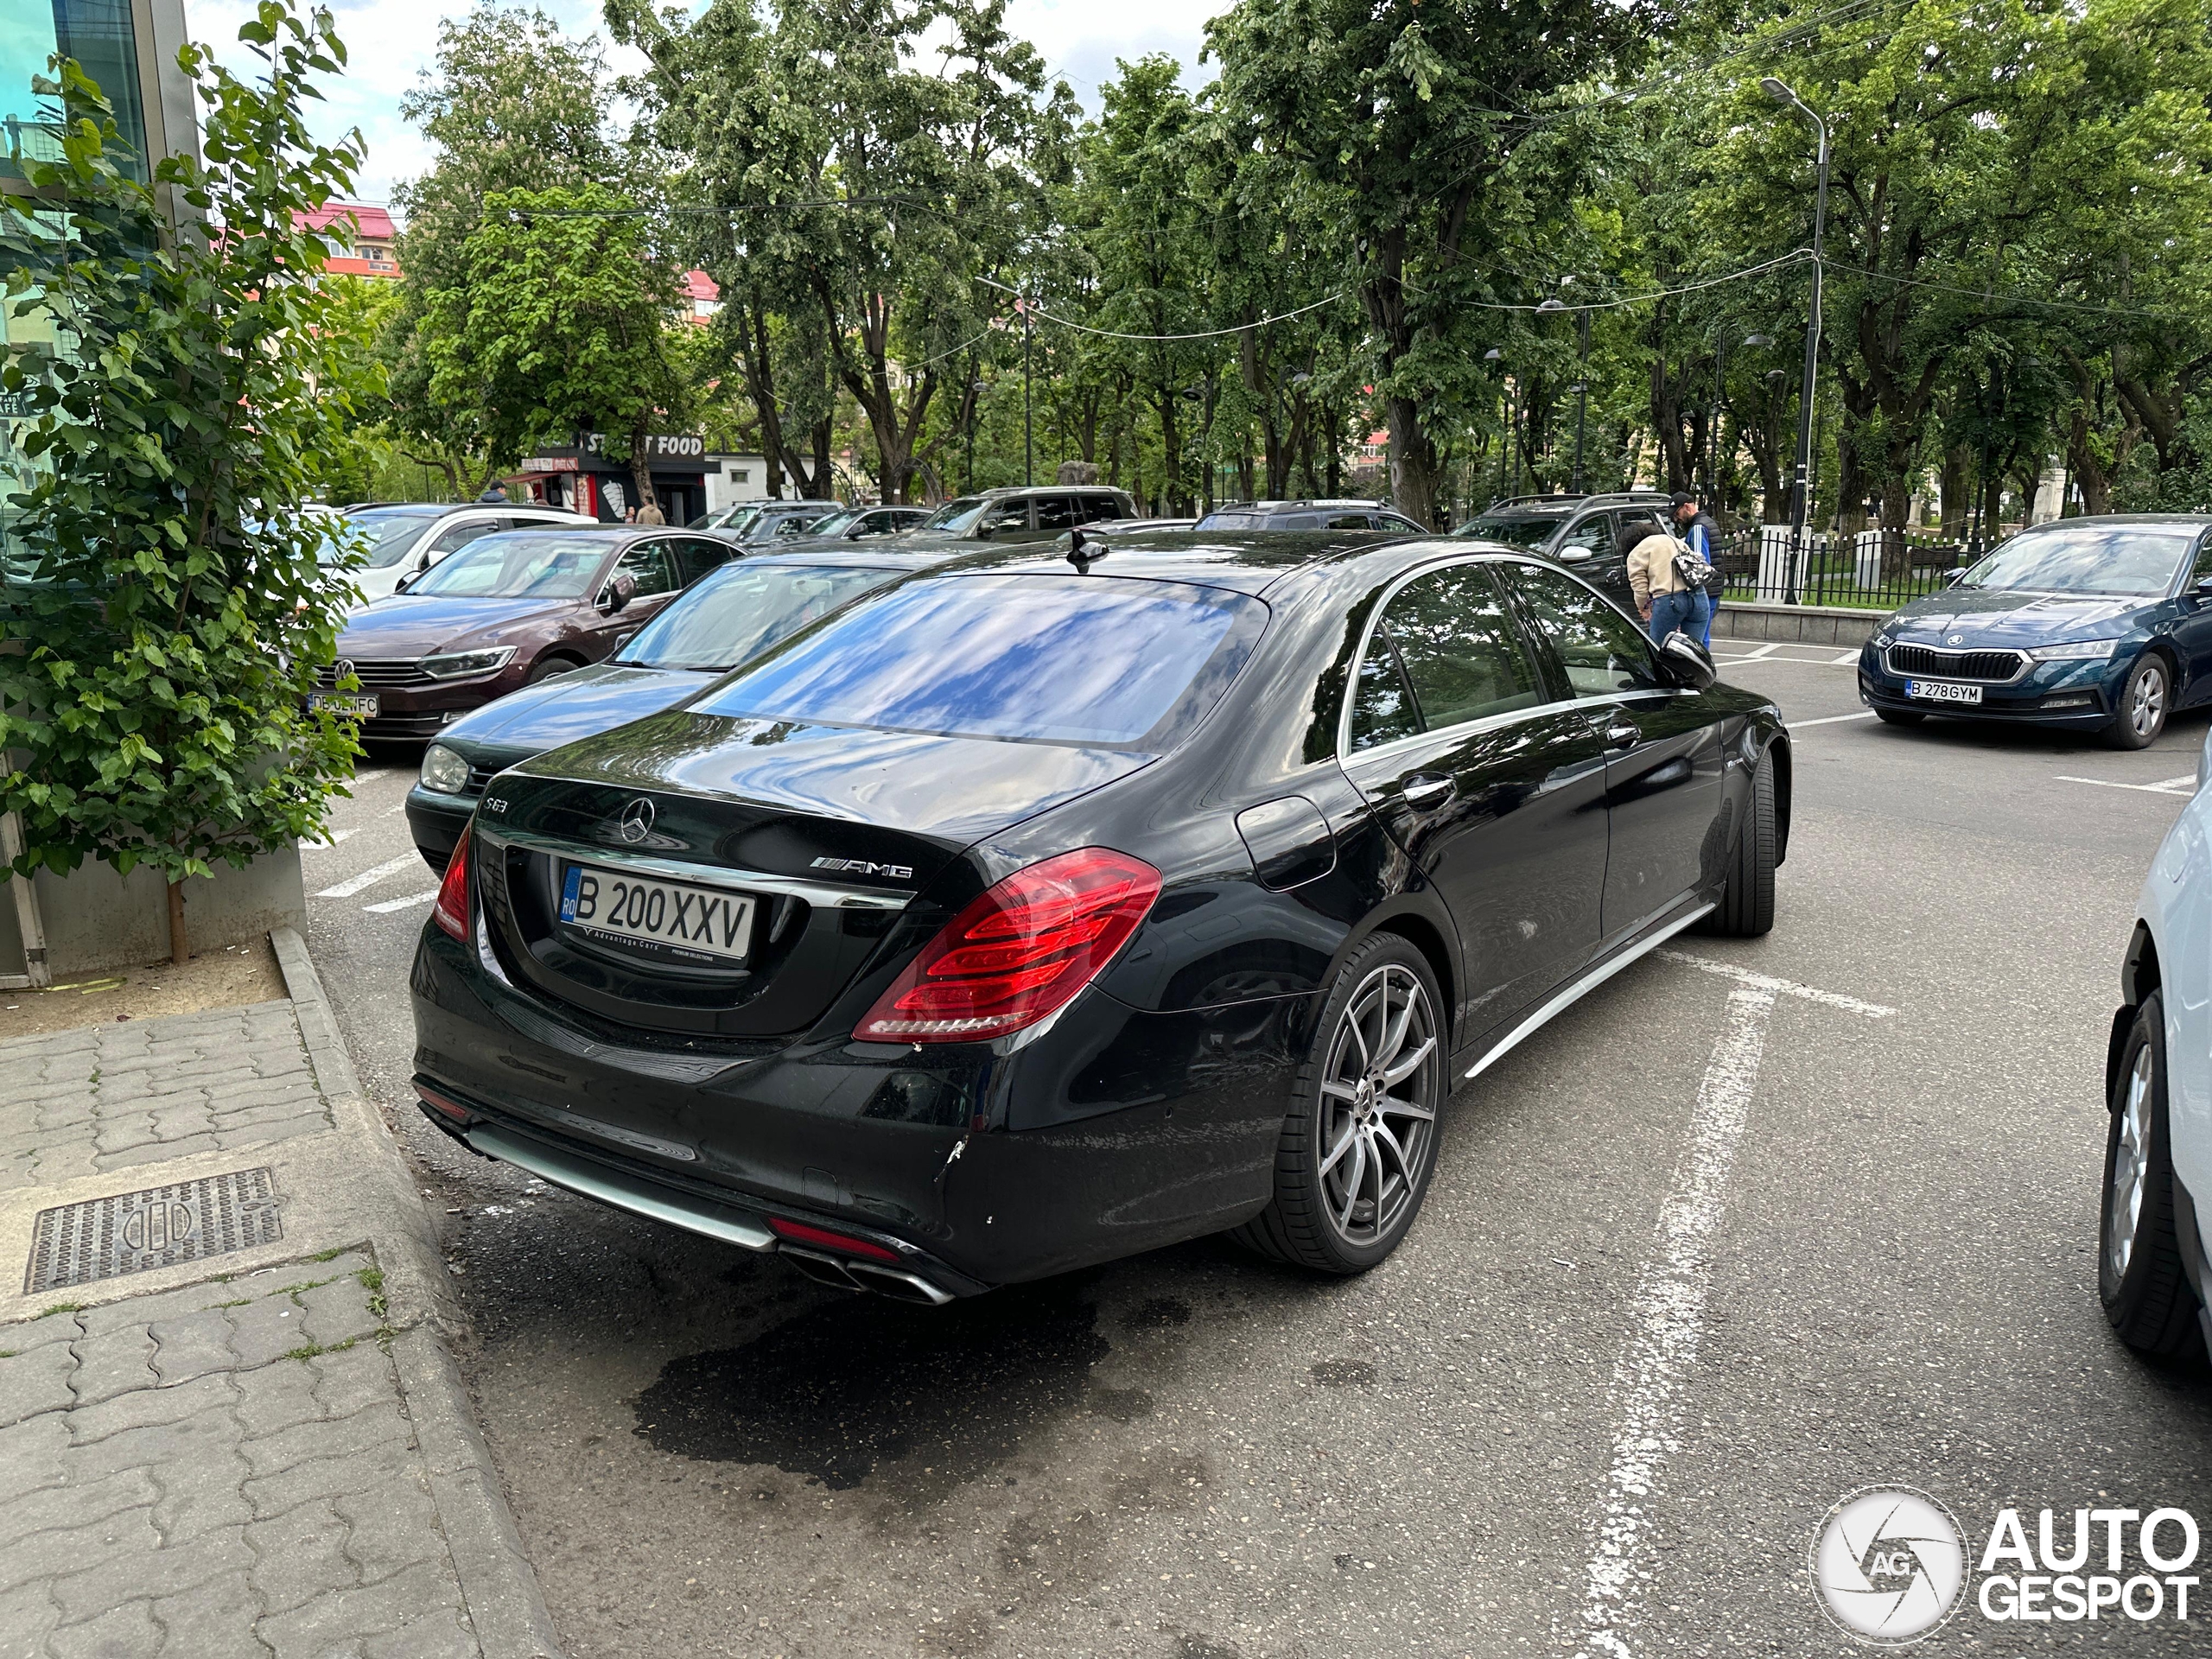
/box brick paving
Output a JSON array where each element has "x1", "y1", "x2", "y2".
[
  {"x1": 0, "y1": 1256, "x2": 477, "y2": 1658},
  {"x1": 0, "y1": 970, "x2": 561, "y2": 1659},
  {"x1": 0, "y1": 1003, "x2": 331, "y2": 1192}
]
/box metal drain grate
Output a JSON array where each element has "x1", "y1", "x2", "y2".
[{"x1": 25, "y1": 1168, "x2": 283, "y2": 1294}]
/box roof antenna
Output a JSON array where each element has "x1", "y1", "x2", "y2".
[{"x1": 1064, "y1": 527, "x2": 1107, "y2": 569}]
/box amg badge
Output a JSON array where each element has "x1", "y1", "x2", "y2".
[{"x1": 811, "y1": 856, "x2": 915, "y2": 881}]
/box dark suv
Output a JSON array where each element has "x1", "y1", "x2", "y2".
[
  {"x1": 1454, "y1": 492, "x2": 1680, "y2": 605},
  {"x1": 910, "y1": 486, "x2": 1135, "y2": 543},
  {"x1": 1195, "y1": 499, "x2": 1427, "y2": 533}
]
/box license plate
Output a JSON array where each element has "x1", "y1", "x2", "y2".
[
  {"x1": 559, "y1": 863, "x2": 754, "y2": 965},
  {"x1": 308, "y1": 692, "x2": 378, "y2": 718},
  {"x1": 1905, "y1": 679, "x2": 1982, "y2": 706}
]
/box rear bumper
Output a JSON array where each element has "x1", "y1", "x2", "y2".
[{"x1": 409, "y1": 925, "x2": 1308, "y2": 1294}]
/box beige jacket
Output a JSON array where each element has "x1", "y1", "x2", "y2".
[{"x1": 1626, "y1": 531, "x2": 1690, "y2": 608}]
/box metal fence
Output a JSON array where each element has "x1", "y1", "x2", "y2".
[{"x1": 1713, "y1": 527, "x2": 1969, "y2": 613}]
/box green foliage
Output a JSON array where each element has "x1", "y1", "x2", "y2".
[
  {"x1": 0, "y1": 2, "x2": 373, "y2": 912},
  {"x1": 421, "y1": 181, "x2": 683, "y2": 486}
]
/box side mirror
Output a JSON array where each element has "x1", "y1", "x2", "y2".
[
  {"x1": 391, "y1": 575, "x2": 410, "y2": 594},
  {"x1": 1945, "y1": 566, "x2": 1969, "y2": 586},
  {"x1": 1658, "y1": 632, "x2": 1717, "y2": 690},
  {"x1": 2195, "y1": 575, "x2": 2212, "y2": 594},
  {"x1": 599, "y1": 572, "x2": 639, "y2": 614},
  {"x1": 1556, "y1": 547, "x2": 1593, "y2": 564}
]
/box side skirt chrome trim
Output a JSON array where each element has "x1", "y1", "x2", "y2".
[
  {"x1": 465, "y1": 1123, "x2": 777, "y2": 1251},
  {"x1": 1463, "y1": 903, "x2": 1717, "y2": 1081}
]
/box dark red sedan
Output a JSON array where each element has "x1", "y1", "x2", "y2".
[{"x1": 317, "y1": 527, "x2": 738, "y2": 740}]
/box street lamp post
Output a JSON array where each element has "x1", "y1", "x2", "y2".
[
  {"x1": 1021, "y1": 302, "x2": 1034, "y2": 487},
  {"x1": 1484, "y1": 347, "x2": 1508, "y2": 506},
  {"x1": 1764, "y1": 75, "x2": 1830, "y2": 607},
  {"x1": 1571, "y1": 308, "x2": 1591, "y2": 493}
]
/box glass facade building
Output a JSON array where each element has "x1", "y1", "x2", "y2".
[{"x1": 3, "y1": 0, "x2": 149, "y2": 180}]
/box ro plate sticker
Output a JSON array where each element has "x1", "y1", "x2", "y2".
[{"x1": 560, "y1": 865, "x2": 583, "y2": 921}]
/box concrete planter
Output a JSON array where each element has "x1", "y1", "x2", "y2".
[
  {"x1": 0, "y1": 842, "x2": 306, "y2": 980},
  {"x1": 1713, "y1": 600, "x2": 1882, "y2": 647}
]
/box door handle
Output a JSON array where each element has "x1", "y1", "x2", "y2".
[
  {"x1": 1402, "y1": 774, "x2": 1454, "y2": 809},
  {"x1": 1600, "y1": 720, "x2": 1641, "y2": 751}
]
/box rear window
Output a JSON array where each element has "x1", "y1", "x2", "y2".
[
  {"x1": 1196, "y1": 510, "x2": 1265, "y2": 530},
  {"x1": 692, "y1": 573, "x2": 1268, "y2": 748},
  {"x1": 1457, "y1": 515, "x2": 1558, "y2": 550}
]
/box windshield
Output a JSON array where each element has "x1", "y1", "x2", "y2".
[
  {"x1": 616, "y1": 562, "x2": 900, "y2": 671},
  {"x1": 919, "y1": 497, "x2": 988, "y2": 533},
  {"x1": 1456, "y1": 515, "x2": 1559, "y2": 550},
  {"x1": 1958, "y1": 526, "x2": 2196, "y2": 596},
  {"x1": 332, "y1": 509, "x2": 443, "y2": 568},
  {"x1": 741, "y1": 507, "x2": 831, "y2": 543},
  {"x1": 798, "y1": 508, "x2": 859, "y2": 538},
  {"x1": 405, "y1": 532, "x2": 608, "y2": 599},
  {"x1": 693, "y1": 573, "x2": 1268, "y2": 747}
]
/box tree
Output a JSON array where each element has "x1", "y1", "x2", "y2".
[
  {"x1": 0, "y1": 2, "x2": 374, "y2": 964},
  {"x1": 423, "y1": 182, "x2": 686, "y2": 508},
  {"x1": 613, "y1": 0, "x2": 1073, "y2": 504},
  {"x1": 1207, "y1": 0, "x2": 1650, "y2": 525},
  {"x1": 384, "y1": 4, "x2": 623, "y2": 493}
]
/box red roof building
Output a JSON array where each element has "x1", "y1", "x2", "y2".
[
  {"x1": 681, "y1": 269, "x2": 721, "y2": 326},
  {"x1": 293, "y1": 203, "x2": 400, "y2": 278}
]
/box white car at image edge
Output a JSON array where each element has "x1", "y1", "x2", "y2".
[{"x1": 2106, "y1": 728, "x2": 2212, "y2": 1363}]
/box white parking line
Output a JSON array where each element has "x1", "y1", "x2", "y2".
[
  {"x1": 1657, "y1": 950, "x2": 1897, "y2": 1018},
  {"x1": 1789, "y1": 710, "x2": 1878, "y2": 729},
  {"x1": 315, "y1": 852, "x2": 421, "y2": 899},
  {"x1": 2055, "y1": 774, "x2": 2196, "y2": 799},
  {"x1": 1572, "y1": 960, "x2": 1891, "y2": 1658},
  {"x1": 363, "y1": 889, "x2": 439, "y2": 914},
  {"x1": 305, "y1": 827, "x2": 358, "y2": 848}
]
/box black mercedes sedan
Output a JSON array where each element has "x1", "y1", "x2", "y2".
[{"x1": 409, "y1": 537, "x2": 1789, "y2": 1303}]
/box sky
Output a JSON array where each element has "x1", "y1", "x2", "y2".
[{"x1": 181, "y1": 0, "x2": 1217, "y2": 210}]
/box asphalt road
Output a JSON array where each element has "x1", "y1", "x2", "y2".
[{"x1": 306, "y1": 652, "x2": 2212, "y2": 1658}]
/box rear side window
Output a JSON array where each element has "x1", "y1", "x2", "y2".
[
  {"x1": 672, "y1": 537, "x2": 734, "y2": 585},
  {"x1": 1079, "y1": 496, "x2": 1126, "y2": 523},
  {"x1": 620, "y1": 562, "x2": 898, "y2": 671},
  {"x1": 1036, "y1": 496, "x2": 1080, "y2": 531},
  {"x1": 693, "y1": 574, "x2": 1268, "y2": 748}
]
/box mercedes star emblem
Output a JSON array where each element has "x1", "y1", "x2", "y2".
[{"x1": 617, "y1": 798, "x2": 655, "y2": 843}]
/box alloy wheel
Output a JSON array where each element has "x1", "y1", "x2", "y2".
[
  {"x1": 1316, "y1": 963, "x2": 1441, "y2": 1248},
  {"x1": 2107, "y1": 1042, "x2": 2153, "y2": 1281},
  {"x1": 2132, "y1": 663, "x2": 2166, "y2": 739}
]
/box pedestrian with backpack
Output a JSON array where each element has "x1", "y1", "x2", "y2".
[
  {"x1": 1671, "y1": 492, "x2": 1723, "y2": 645},
  {"x1": 1622, "y1": 518, "x2": 1714, "y2": 647}
]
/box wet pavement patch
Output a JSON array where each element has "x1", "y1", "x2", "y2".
[
  {"x1": 634, "y1": 1284, "x2": 1109, "y2": 1491},
  {"x1": 1125, "y1": 1295, "x2": 1191, "y2": 1330},
  {"x1": 1310, "y1": 1358, "x2": 1376, "y2": 1387}
]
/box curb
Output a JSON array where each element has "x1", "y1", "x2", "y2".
[{"x1": 270, "y1": 925, "x2": 566, "y2": 1659}]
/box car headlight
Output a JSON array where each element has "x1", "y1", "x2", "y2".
[
  {"x1": 1870, "y1": 632, "x2": 1894, "y2": 650},
  {"x1": 420, "y1": 743, "x2": 474, "y2": 795},
  {"x1": 418, "y1": 646, "x2": 517, "y2": 679},
  {"x1": 2026, "y1": 638, "x2": 2121, "y2": 662}
]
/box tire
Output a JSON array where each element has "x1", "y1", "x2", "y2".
[
  {"x1": 1701, "y1": 747, "x2": 1777, "y2": 938},
  {"x1": 1872, "y1": 707, "x2": 1924, "y2": 727},
  {"x1": 526, "y1": 655, "x2": 582, "y2": 684},
  {"x1": 2103, "y1": 654, "x2": 2170, "y2": 750},
  {"x1": 2100, "y1": 992, "x2": 2206, "y2": 1360},
  {"x1": 1232, "y1": 934, "x2": 1446, "y2": 1274}
]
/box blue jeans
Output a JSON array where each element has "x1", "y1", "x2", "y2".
[{"x1": 1649, "y1": 588, "x2": 1712, "y2": 647}]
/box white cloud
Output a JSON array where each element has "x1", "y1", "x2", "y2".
[{"x1": 178, "y1": 0, "x2": 1219, "y2": 207}]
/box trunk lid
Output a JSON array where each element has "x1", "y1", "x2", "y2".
[{"x1": 474, "y1": 709, "x2": 1152, "y2": 1039}]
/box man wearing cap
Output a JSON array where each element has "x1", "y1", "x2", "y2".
[{"x1": 1671, "y1": 492, "x2": 1721, "y2": 645}]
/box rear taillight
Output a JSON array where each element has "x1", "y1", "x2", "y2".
[
  {"x1": 855, "y1": 848, "x2": 1161, "y2": 1043},
  {"x1": 432, "y1": 827, "x2": 473, "y2": 941}
]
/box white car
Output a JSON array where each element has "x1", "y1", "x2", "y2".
[
  {"x1": 2104, "y1": 729, "x2": 2212, "y2": 1361},
  {"x1": 322, "y1": 503, "x2": 594, "y2": 606}
]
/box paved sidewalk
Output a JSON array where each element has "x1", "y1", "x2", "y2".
[{"x1": 0, "y1": 930, "x2": 560, "y2": 1659}]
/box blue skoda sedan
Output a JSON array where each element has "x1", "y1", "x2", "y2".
[{"x1": 1858, "y1": 516, "x2": 2212, "y2": 749}]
